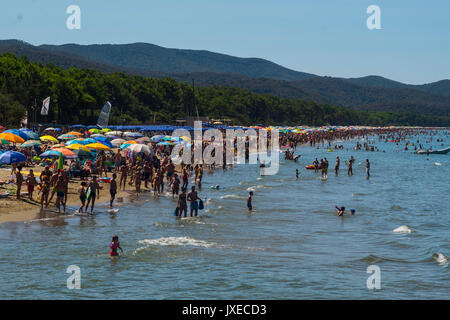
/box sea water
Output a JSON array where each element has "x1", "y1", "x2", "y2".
[{"x1": 0, "y1": 133, "x2": 449, "y2": 299}]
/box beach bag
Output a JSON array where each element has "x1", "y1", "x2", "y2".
[
  {"x1": 174, "y1": 207, "x2": 180, "y2": 216},
  {"x1": 198, "y1": 199, "x2": 204, "y2": 210}
]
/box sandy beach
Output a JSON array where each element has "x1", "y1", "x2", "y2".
[{"x1": 0, "y1": 165, "x2": 148, "y2": 224}]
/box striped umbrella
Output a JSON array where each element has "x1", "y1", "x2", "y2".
[{"x1": 20, "y1": 140, "x2": 42, "y2": 148}]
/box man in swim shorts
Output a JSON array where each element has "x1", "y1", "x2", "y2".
[{"x1": 187, "y1": 186, "x2": 200, "y2": 217}]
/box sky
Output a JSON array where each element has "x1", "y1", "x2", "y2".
[{"x1": 0, "y1": 0, "x2": 449, "y2": 84}]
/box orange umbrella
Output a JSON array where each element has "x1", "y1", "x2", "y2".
[
  {"x1": 53, "y1": 148, "x2": 76, "y2": 157},
  {"x1": 67, "y1": 131, "x2": 83, "y2": 136},
  {"x1": 0, "y1": 132, "x2": 25, "y2": 144}
]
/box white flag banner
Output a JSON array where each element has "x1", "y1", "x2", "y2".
[
  {"x1": 41, "y1": 97, "x2": 50, "y2": 115},
  {"x1": 97, "y1": 101, "x2": 112, "y2": 128}
]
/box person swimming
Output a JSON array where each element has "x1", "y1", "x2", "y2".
[
  {"x1": 335, "y1": 205, "x2": 345, "y2": 216},
  {"x1": 247, "y1": 191, "x2": 254, "y2": 211},
  {"x1": 109, "y1": 235, "x2": 123, "y2": 257}
]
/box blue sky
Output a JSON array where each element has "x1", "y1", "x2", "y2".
[{"x1": 1, "y1": 0, "x2": 449, "y2": 84}]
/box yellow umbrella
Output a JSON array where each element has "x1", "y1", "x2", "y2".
[
  {"x1": 85, "y1": 143, "x2": 111, "y2": 151},
  {"x1": 66, "y1": 143, "x2": 91, "y2": 152},
  {"x1": 40, "y1": 135, "x2": 58, "y2": 143},
  {"x1": 0, "y1": 132, "x2": 25, "y2": 144}
]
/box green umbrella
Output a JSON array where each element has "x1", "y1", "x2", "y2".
[{"x1": 0, "y1": 138, "x2": 11, "y2": 146}]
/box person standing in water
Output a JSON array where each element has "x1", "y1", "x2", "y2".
[
  {"x1": 187, "y1": 186, "x2": 200, "y2": 217},
  {"x1": 335, "y1": 156, "x2": 340, "y2": 175},
  {"x1": 109, "y1": 235, "x2": 123, "y2": 257},
  {"x1": 348, "y1": 156, "x2": 355, "y2": 176},
  {"x1": 366, "y1": 159, "x2": 370, "y2": 178},
  {"x1": 296, "y1": 169, "x2": 299, "y2": 180},
  {"x1": 177, "y1": 187, "x2": 188, "y2": 217},
  {"x1": 247, "y1": 191, "x2": 254, "y2": 211},
  {"x1": 110, "y1": 173, "x2": 117, "y2": 207},
  {"x1": 85, "y1": 176, "x2": 101, "y2": 214}
]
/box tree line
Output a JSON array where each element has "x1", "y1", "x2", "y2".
[{"x1": 0, "y1": 53, "x2": 448, "y2": 128}]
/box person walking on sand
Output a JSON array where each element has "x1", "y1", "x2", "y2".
[
  {"x1": 25, "y1": 169, "x2": 37, "y2": 201},
  {"x1": 55, "y1": 175, "x2": 66, "y2": 213},
  {"x1": 16, "y1": 166, "x2": 23, "y2": 200},
  {"x1": 39, "y1": 174, "x2": 50, "y2": 209},
  {"x1": 119, "y1": 163, "x2": 128, "y2": 190}
]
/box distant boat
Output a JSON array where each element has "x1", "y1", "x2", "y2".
[{"x1": 415, "y1": 147, "x2": 450, "y2": 155}]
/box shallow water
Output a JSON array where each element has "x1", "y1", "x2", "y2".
[{"x1": 0, "y1": 133, "x2": 449, "y2": 299}]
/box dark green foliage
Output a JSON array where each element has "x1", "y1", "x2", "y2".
[{"x1": 0, "y1": 53, "x2": 448, "y2": 127}]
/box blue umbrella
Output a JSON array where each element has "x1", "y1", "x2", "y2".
[
  {"x1": 78, "y1": 138, "x2": 97, "y2": 145},
  {"x1": 0, "y1": 151, "x2": 26, "y2": 164},
  {"x1": 70, "y1": 124, "x2": 86, "y2": 128},
  {"x1": 3, "y1": 129, "x2": 31, "y2": 141},
  {"x1": 94, "y1": 136, "x2": 113, "y2": 148},
  {"x1": 40, "y1": 150, "x2": 63, "y2": 158}
]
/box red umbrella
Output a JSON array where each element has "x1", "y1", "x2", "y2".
[{"x1": 0, "y1": 125, "x2": 6, "y2": 133}]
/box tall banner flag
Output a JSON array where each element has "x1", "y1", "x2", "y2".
[
  {"x1": 41, "y1": 97, "x2": 50, "y2": 115},
  {"x1": 97, "y1": 101, "x2": 112, "y2": 128}
]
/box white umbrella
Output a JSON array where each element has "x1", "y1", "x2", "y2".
[
  {"x1": 105, "y1": 131, "x2": 122, "y2": 136},
  {"x1": 126, "y1": 143, "x2": 152, "y2": 155},
  {"x1": 124, "y1": 132, "x2": 144, "y2": 138}
]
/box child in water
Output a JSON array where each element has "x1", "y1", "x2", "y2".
[
  {"x1": 247, "y1": 191, "x2": 253, "y2": 211},
  {"x1": 109, "y1": 235, "x2": 123, "y2": 257}
]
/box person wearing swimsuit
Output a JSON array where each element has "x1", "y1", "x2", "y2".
[{"x1": 109, "y1": 235, "x2": 123, "y2": 257}]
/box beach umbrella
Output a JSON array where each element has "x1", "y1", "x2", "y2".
[
  {"x1": 40, "y1": 135, "x2": 58, "y2": 143},
  {"x1": 44, "y1": 127, "x2": 62, "y2": 132},
  {"x1": 94, "y1": 137, "x2": 113, "y2": 148},
  {"x1": 126, "y1": 144, "x2": 152, "y2": 155},
  {"x1": 137, "y1": 136, "x2": 151, "y2": 143},
  {"x1": 65, "y1": 139, "x2": 84, "y2": 145},
  {"x1": 20, "y1": 140, "x2": 42, "y2": 148},
  {"x1": 3, "y1": 129, "x2": 30, "y2": 141},
  {"x1": 101, "y1": 128, "x2": 111, "y2": 133},
  {"x1": 53, "y1": 148, "x2": 76, "y2": 157},
  {"x1": 120, "y1": 143, "x2": 131, "y2": 150},
  {"x1": 125, "y1": 140, "x2": 138, "y2": 144},
  {"x1": 91, "y1": 133, "x2": 106, "y2": 138},
  {"x1": 106, "y1": 131, "x2": 122, "y2": 136},
  {"x1": 67, "y1": 131, "x2": 83, "y2": 136},
  {"x1": 66, "y1": 144, "x2": 91, "y2": 152},
  {"x1": 88, "y1": 128, "x2": 102, "y2": 134},
  {"x1": 71, "y1": 149, "x2": 93, "y2": 157},
  {"x1": 111, "y1": 138, "x2": 126, "y2": 144},
  {"x1": 156, "y1": 141, "x2": 175, "y2": 146},
  {"x1": 79, "y1": 138, "x2": 97, "y2": 145},
  {"x1": 58, "y1": 134, "x2": 78, "y2": 140},
  {"x1": 51, "y1": 143, "x2": 66, "y2": 148},
  {"x1": 124, "y1": 132, "x2": 143, "y2": 138},
  {"x1": 150, "y1": 135, "x2": 165, "y2": 142},
  {"x1": 0, "y1": 125, "x2": 6, "y2": 132},
  {"x1": 19, "y1": 129, "x2": 39, "y2": 140},
  {"x1": 85, "y1": 143, "x2": 111, "y2": 151},
  {"x1": 70, "y1": 124, "x2": 86, "y2": 128},
  {"x1": 0, "y1": 138, "x2": 11, "y2": 146},
  {"x1": 40, "y1": 150, "x2": 63, "y2": 158},
  {"x1": 0, "y1": 132, "x2": 25, "y2": 144},
  {"x1": 0, "y1": 151, "x2": 26, "y2": 164}
]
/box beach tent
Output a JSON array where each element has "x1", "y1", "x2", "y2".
[{"x1": 0, "y1": 151, "x2": 26, "y2": 164}]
